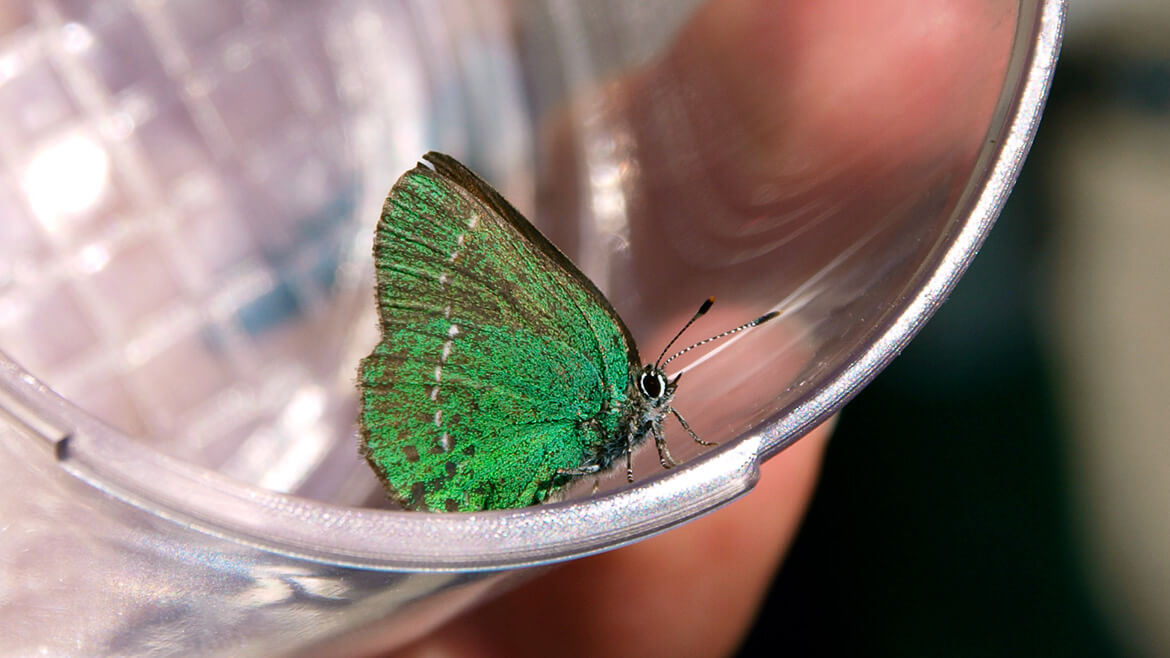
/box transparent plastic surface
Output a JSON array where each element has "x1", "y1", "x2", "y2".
[{"x1": 0, "y1": 1, "x2": 1064, "y2": 654}]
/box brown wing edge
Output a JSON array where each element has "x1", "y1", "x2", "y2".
[
  {"x1": 419, "y1": 151, "x2": 641, "y2": 369},
  {"x1": 362, "y1": 170, "x2": 439, "y2": 510},
  {"x1": 356, "y1": 352, "x2": 426, "y2": 511}
]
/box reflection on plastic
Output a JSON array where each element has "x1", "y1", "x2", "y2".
[{"x1": 23, "y1": 133, "x2": 110, "y2": 231}]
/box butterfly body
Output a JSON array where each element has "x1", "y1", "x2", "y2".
[{"x1": 359, "y1": 153, "x2": 675, "y2": 512}]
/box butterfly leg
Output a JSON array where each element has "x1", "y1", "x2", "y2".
[
  {"x1": 653, "y1": 427, "x2": 680, "y2": 470},
  {"x1": 556, "y1": 464, "x2": 601, "y2": 477},
  {"x1": 543, "y1": 463, "x2": 601, "y2": 503},
  {"x1": 671, "y1": 407, "x2": 718, "y2": 447},
  {"x1": 626, "y1": 434, "x2": 635, "y2": 482}
]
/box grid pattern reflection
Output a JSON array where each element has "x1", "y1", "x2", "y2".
[{"x1": 0, "y1": 1, "x2": 368, "y2": 495}]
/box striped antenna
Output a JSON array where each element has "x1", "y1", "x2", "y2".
[{"x1": 660, "y1": 310, "x2": 780, "y2": 369}]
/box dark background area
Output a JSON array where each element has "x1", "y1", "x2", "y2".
[{"x1": 738, "y1": 49, "x2": 1140, "y2": 657}]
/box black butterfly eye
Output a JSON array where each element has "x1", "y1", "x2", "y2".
[{"x1": 639, "y1": 371, "x2": 665, "y2": 399}]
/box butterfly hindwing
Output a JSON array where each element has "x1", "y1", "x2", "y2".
[{"x1": 359, "y1": 152, "x2": 639, "y2": 511}]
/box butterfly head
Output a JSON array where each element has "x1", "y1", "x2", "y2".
[{"x1": 636, "y1": 364, "x2": 677, "y2": 408}]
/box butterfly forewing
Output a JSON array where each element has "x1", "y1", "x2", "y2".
[{"x1": 359, "y1": 153, "x2": 638, "y2": 511}]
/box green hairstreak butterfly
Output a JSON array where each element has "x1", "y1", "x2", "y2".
[{"x1": 358, "y1": 152, "x2": 777, "y2": 512}]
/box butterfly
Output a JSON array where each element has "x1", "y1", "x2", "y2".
[{"x1": 358, "y1": 152, "x2": 776, "y2": 512}]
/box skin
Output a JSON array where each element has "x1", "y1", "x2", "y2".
[{"x1": 388, "y1": 0, "x2": 1014, "y2": 655}]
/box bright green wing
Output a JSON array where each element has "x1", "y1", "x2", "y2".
[{"x1": 359, "y1": 152, "x2": 638, "y2": 511}]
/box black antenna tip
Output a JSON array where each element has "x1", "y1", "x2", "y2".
[
  {"x1": 654, "y1": 298, "x2": 717, "y2": 368},
  {"x1": 753, "y1": 310, "x2": 780, "y2": 325}
]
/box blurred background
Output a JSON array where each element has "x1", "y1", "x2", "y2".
[{"x1": 743, "y1": 1, "x2": 1170, "y2": 656}]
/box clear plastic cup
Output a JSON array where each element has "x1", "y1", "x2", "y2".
[{"x1": 0, "y1": 1, "x2": 1064, "y2": 654}]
